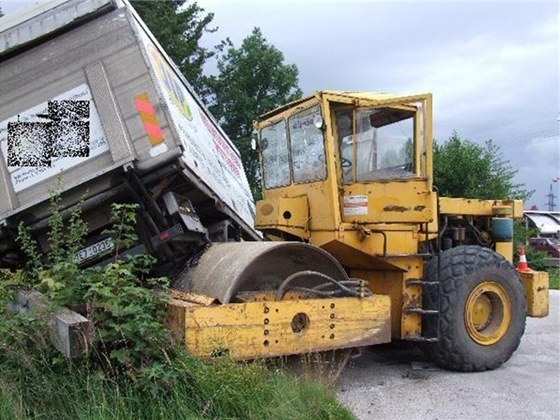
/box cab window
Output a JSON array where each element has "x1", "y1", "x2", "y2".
[
  {"x1": 288, "y1": 105, "x2": 327, "y2": 184},
  {"x1": 337, "y1": 107, "x2": 416, "y2": 183},
  {"x1": 261, "y1": 120, "x2": 290, "y2": 188}
]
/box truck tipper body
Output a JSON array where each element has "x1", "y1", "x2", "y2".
[{"x1": 0, "y1": 0, "x2": 258, "y2": 269}]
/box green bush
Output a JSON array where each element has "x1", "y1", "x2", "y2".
[
  {"x1": 524, "y1": 246, "x2": 549, "y2": 271},
  {"x1": 548, "y1": 268, "x2": 559, "y2": 290},
  {"x1": 12, "y1": 198, "x2": 172, "y2": 380},
  {"x1": 0, "y1": 190, "x2": 353, "y2": 419}
]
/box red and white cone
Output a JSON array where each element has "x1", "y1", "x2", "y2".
[{"x1": 517, "y1": 246, "x2": 530, "y2": 272}]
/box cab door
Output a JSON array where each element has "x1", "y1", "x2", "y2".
[{"x1": 328, "y1": 94, "x2": 434, "y2": 225}]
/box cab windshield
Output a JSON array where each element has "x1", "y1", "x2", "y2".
[
  {"x1": 337, "y1": 107, "x2": 416, "y2": 183},
  {"x1": 260, "y1": 105, "x2": 327, "y2": 189}
]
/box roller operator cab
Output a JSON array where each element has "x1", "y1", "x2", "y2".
[
  {"x1": 254, "y1": 91, "x2": 550, "y2": 372},
  {"x1": 254, "y1": 92, "x2": 434, "y2": 240}
]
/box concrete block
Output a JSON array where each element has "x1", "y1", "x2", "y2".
[
  {"x1": 49, "y1": 307, "x2": 92, "y2": 359},
  {"x1": 9, "y1": 290, "x2": 92, "y2": 358}
]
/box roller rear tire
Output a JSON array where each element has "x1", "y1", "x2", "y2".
[{"x1": 423, "y1": 246, "x2": 526, "y2": 372}]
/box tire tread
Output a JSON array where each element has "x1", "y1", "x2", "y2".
[{"x1": 423, "y1": 246, "x2": 526, "y2": 372}]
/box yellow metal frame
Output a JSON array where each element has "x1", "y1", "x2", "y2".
[
  {"x1": 254, "y1": 92, "x2": 434, "y2": 339},
  {"x1": 440, "y1": 197, "x2": 523, "y2": 218},
  {"x1": 255, "y1": 196, "x2": 310, "y2": 239},
  {"x1": 252, "y1": 90, "x2": 548, "y2": 350},
  {"x1": 168, "y1": 293, "x2": 391, "y2": 360}
]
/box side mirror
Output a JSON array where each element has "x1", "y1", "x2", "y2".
[
  {"x1": 313, "y1": 114, "x2": 324, "y2": 130},
  {"x1": 251, "y1": 131, "x2": 258, "y2": 151}
]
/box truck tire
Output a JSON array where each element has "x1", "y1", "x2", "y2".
[{"x1": 423, "y1": 245, "x2": 526, "y2": 371}]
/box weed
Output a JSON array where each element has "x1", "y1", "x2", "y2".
[
  {"x1": 548, "y1": 267, "x2": 559, "y2": 290},
  {"x1": 0, "y1": 189, "x2": 353, "y2": 419}
]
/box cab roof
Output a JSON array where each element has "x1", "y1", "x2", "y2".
[{"x1": 257, "y1": 91, "x2": 419, "y2": 121}]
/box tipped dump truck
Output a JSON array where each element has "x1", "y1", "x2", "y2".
[{"x1": 0, "y1": 0, "x2": 257, "y2": 254}]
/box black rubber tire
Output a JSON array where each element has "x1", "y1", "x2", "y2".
[{"x1": 422, "y1": 245, "x2": 526, "y2": 372}]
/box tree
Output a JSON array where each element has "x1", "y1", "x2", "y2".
[
  {"x1": 206, "y1": 27, "x2": 303, "y2": 198},
  {"x1": 433, "y1": 132, "x2": 532, "y2": 200},
  {"x1": 130, "y1": 0, "x2": 215, "y2": 88}
]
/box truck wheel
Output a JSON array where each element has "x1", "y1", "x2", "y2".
[{"x1": 423, "y1": 246, "x2": 526, "y2": 371}]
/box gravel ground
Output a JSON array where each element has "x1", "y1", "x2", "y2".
[{"x1": 337, "y1": 290, "x2": 560, "y2": 420}]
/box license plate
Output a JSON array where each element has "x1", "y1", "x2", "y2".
[{"x1": 74, "y1": 238, "x2": 114, "y2": 264}]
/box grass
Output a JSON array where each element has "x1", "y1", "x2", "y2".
[
  {"x1": 0, "y1": 353, "x2": 353, "y2": 420},
  {"x1": 547, "y1": 267, "x2": 559, "y2": 290},
  {"x1": 0, "y1": 290, "x2": 354, "y2": 420}
]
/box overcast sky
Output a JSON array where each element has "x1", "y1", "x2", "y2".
[
  {"x1": 2, "y1": 0, "x2": 559, "y2": 209},
  {"x1": 199, "y1": 0, "x2": 559, "y2": 209}
]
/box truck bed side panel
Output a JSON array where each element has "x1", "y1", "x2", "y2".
[{"x1": 0, "y1": 9, "x2": 180, "y2": 220}]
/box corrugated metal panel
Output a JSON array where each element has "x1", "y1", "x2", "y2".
[
  {"x1": 84, "y1": 62, "x2": 135, "y2": 165},
  {"x1": 0, "y1": 1, "x2": 256, "y2": 237},
  {"x1": 525, "y1": 213, "x2": 560, "y2": 235},
  {"x1": 0, "y1": 9, "x2": 138, "y2": 221},
  {"x1": 0, "y1": 0, "x2": 115, "y2": 56}
]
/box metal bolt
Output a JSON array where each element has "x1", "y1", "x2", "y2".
[
  {"x1": 330, "y1": 313, "x2": 335, "y2": 319},
  {"x1": 330, "y1": 333, "x2": 335, "y2": 339},
  {"x1": 264, "y1": 318, "x2": 269, "y2": 325},
  {"x1": 264, "y1": 307, "x2": 269, "y2": 314},
  {"x1": 264, "y1": 329, "x2": 269, "y2": 335},
  {"x1": 330, "y1": 324, "x2": 335, "y2": 329},
  {"x1": 330, "y1": 303, "x2": 335, "y2": 309}
]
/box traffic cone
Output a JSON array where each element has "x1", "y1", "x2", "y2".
[{"x1": 517, "y1": 246, "x2": 530, "y2": 272}]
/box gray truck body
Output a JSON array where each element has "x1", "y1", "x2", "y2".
[{"x1": 0, "y1": 0, "x2": 258, "y2": 268}]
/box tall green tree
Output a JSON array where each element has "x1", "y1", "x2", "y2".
[
  {"x1": 206, "y1": 27, "x2": 303, "y2": 198},
  {"x1": 433, "y1": 132, "x2": 532, "y2": 200},
  {"x1": 130, "y1": 0, "x2": 215, "y2": 88}
]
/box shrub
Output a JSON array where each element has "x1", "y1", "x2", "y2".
[
  {"x1": 0, "y1": 189, "x2": 354, "y2": 419},
  {"x1": 7, "y1": 192, "x2": 173, "y2": 382}
]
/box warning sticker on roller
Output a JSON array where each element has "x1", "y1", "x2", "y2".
[{"x1": 343, "y1": 195, "x2": 368, "y2": 216}]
